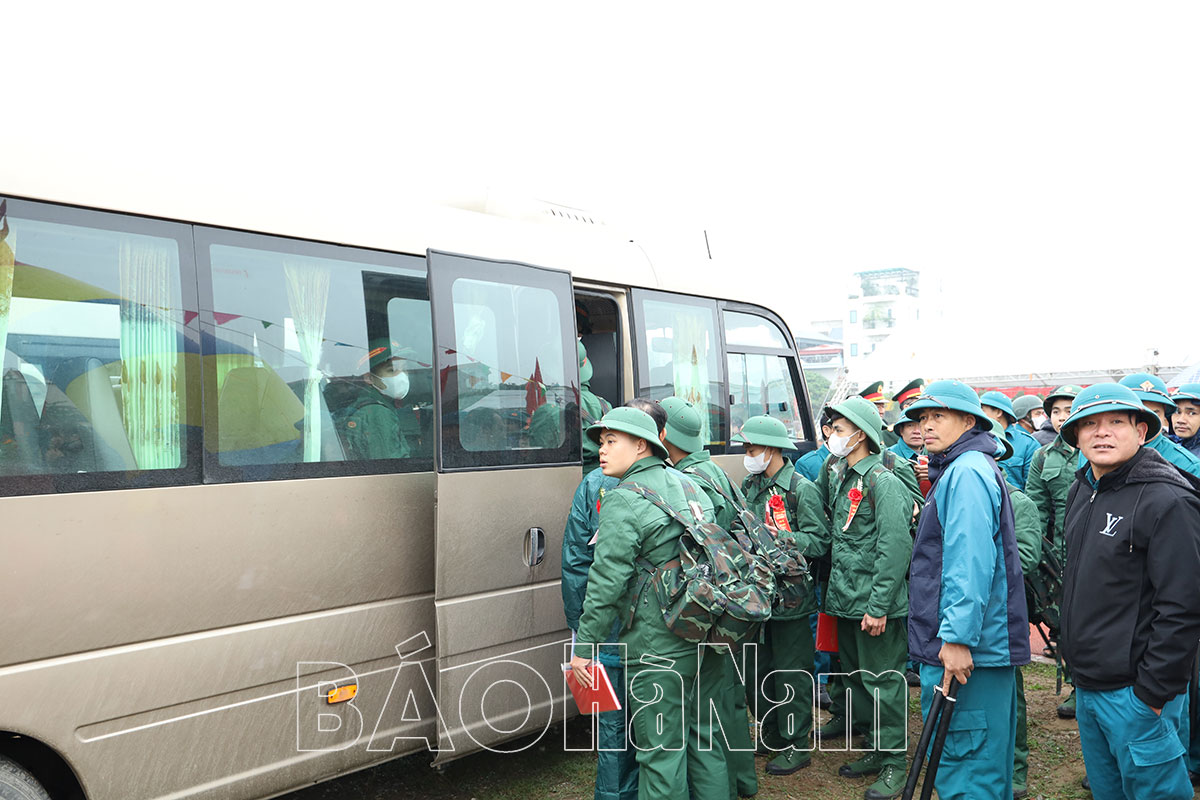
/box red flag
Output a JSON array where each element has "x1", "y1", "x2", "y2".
[{"x1": 525, "y1": 358, "x2": 546, "y2": 418}]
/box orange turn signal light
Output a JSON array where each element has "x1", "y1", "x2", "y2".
[{"x1": 326, "y1": 684, "x2": 358, "y2": 704}]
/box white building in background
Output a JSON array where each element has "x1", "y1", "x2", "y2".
[{"x1": 844, "y1": 268, "x2": 919, "y2": 375}]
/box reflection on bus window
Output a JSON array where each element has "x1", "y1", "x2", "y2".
[
  {"x1": 724, "y1": 310, "x2": 790, "y2": 350},
  {"x1": 448, "y1": 278, "x2": 567, "y2": 452},
  {"x1": 637, "y1": 295, "x2": 725, "y2": 446},
  {"x1": 205, "y1": 241, "x2": 433, "y2": 469},
  {"x1": 728, "y1": 353, "x2": 805, "y2": 443},
  {"x1": 0, "y1": 202, "x2": 187, "y2": 476}
]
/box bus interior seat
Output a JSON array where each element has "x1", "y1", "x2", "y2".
[
  {"x1": 53, "y1": 357, "x2": 137, "y2": 471},
  {"x1": 217, "y1": 366, "x2": 304, "y2": 464},
  {"x1": 0, "y1": 369, "x2": 46, "y2": 474}
]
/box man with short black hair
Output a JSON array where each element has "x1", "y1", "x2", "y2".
[
  {"x1": 1059, "y1": 383, "x2": 1200, "y2": 800},
  {"x1": 1171, "y1": 384, "x2": 1200, "y2": 457}
]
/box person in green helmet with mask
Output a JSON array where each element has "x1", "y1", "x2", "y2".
[
  {"x1": 979, "y1": 391, "x2": 1040, "y2": 489},
  {"x1": 569, "y1": 405, "x2": 727, "y2": 800},
  {"x1": 732, "y1": 414, "x2": 827, "y2": 777},
  {"x1": 1012, "y1": 395, "x2": 1047, "y2": 441},
  {"x1": 1119, "y1": 373, "x2": 1200, "y2": 477},
  {"x1": 659, "y1": 396, "x2": 758, "y2": 800},
  {"x1": 805, "y1": 396, "x2": 913, "y2": 800},
  {"x1": 328, "y1": 338, "x2": 415, "y2": 460}
]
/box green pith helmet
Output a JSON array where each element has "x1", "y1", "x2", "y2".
[
  {"x1": 892, "y1": 378, "x2": 926, "y2": 407},
  {"x1": 367, "y1": 337, "x2": 393, "y2": 371},
  {"x1": 987, "y1": 417, "x2": 1015, "y2": 462},
  {"x1": 979, "y1": 391, "x2": 1016, "y2": 424},
  {"x1": 1120, "y1": 373, "x2": 1176, "y2": 412},
  {"x1": 1043, "y1": 385, "x2": 1083, "y2": 416},
  {"x1": 732, "y1": 415, "x2": 798, "y2": 451},
  {"x1": 1061, "y1": 383, "x2": 1162, "y2": 448},
  {"x1": 824, "y1": 396, "x2": 883, "y2": 453},
  {"x1": 586, "y1": 407, "x2": 669, "y2": 459},
  {"x1": 904, "y1": 379, "x2": 991, "y2": 432},
  {"x1": 1012, "y1": 395, "x2": 1044, "y2": 422},
  {"x1": 577, "y1": 340, "x2": 593, "y2": 386},
  {"x1": 1171, "y1": 383, "x2": 1200, "y2": 403},
  {"x1": 660, "y1": 396, "x2": 705, "y2": 453}
]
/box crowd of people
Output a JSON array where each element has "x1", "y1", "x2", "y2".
[{"x1": 561, "y1": 356, "x2": 1200, "y2": 800}]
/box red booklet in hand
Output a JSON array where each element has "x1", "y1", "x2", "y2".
[{"x1": 564, "y1": 663, "x2": 622, "y2": 714}]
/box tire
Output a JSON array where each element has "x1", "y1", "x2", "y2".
[{"x1": 0, "y1": 756, "x2": 51, "y2": 800}]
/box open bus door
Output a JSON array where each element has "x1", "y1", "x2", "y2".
[{"x1": 426, "y1": 250, "x2": 579, "y2": 762}]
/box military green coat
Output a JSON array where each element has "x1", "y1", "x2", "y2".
[
  {"x1": 740, "y1": 458, "x2": 826, "y2": 618},
  {"x1": 1025, "y1": 435, "x2": 1077, "y2": 555},
  {"x1": 337, "y1": 386, "x2": 410, "y2": 459},
  {"x1": 1008, "y1": 482, "x2": 1043, "y2": 576},
  {"x1": 573, "y1": 455, "x2": 714, "y2": 665},
  {"x1": 814, "y1": 453, "x2": 912, "y2": 619},
  {"x1": 675, "y1": 450, "x2": 737, "y2": 532}
]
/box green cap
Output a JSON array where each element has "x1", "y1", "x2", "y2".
[
  {"x1": 824, "y1": 396, "x2": 883, "y2": 453},
  {"x1": 732, "y1": 415, "x2": 798, "y2": 450},
  {"x1": 1043, "y1": 385, "x2": 1083, "y2": 416},
  {"x1": 577, "y1": 340, "x2": 593, "y2": 386},
  {"x1": 1012, "y1": 395, "x2": 1044, "y2": 422},
  {"x1": 1061, "y1": 383, "x2": 1162, "y2": 448},
  {"x1": 660, "y1": 397, "x2": 705, "y2": 453},
  {"x1": 987, "y1": 417, "x2": 1015, "y2": 462},
  {"x1": 586, "y1": 406, "x2": 669, "y2": 459}
]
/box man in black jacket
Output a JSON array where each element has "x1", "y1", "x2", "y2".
[{"x1": 1059, "y1": 383, "x2": 1200, "y2": 800}]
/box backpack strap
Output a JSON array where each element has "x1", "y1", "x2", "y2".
[
  {"x1": 683, "y1": 466, "x2": 749, "y2": 510},
  {"x1": 617, "y1": 477, "x2": 706, "y2": 530}
]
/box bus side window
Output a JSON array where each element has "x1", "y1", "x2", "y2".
[
  {"x1": 0, "y1": 199, "x2": 191, "y2": 480},
  {"x1": 630, "y1": 290, "x2": 727, "y2": 451},
  {"x1": 198, "y1": 229, "x2": 433, "y2": 478},
  {"x1": 723, "y1": 309, "x2": 810, "y2": 451}
]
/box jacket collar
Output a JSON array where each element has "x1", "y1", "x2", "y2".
[
  {"x1": 674, "y1": 451, "x2": 711, "y2": 472},
  {"x1": 621, "y1": 455, "x2": 666, "y2": 481},
  {"x1": 929, "y1": 428, "x2": 996, "y2": 486},
  {"x1": 747, "y1": 457, "x2": 795, "y2": 493},
  {"x1": 1073, "y1": 445, "x2": 1200, "y2": 495}
]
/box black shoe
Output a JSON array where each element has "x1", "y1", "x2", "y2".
[
  {"x1": 839, "y1": 751, "x2": 884, "y2": 778},
  {"x1": 905, "y1": 669, "x2": 920, "y2": 687},
  {"x1": 818, "y1": 684, "x2": 832, "y2": 710},
  {"x1": 1013, "y1": 789, "x2": 1029, "y2": 799},
  {"x1": 1190, "y1": 770, "x2": 1200, "y2": 787},
  {"x1": 1057, "y1": 690, "x2": 1076, "y2": 719},
  {"x1": 1082, "y1": 775, "x2": 1091, "y2": 791},
  {"x1": 1043, "y1": 645, "x2": 1056, "y2": 657},
  {"x1": 765, "y1": 749, "x2": 811, "y2": 775}
]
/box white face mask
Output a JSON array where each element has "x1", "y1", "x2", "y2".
[
  {"x1": 743, "y1": 451, "x2": 770, "y2": 474},
  {"x1": 1030, "y1": 413, "x2": 1048, "y2": 429},
  {"x1": 377, "y1": 372, "x2": 410, "y2": 400},
  {"x1": 827, "y1": 431, "x2": 862, "y2": 458}
]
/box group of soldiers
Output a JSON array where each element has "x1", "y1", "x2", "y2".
[{"x1": 561, "y1": 343, "x2": 1200, "y2": 800}]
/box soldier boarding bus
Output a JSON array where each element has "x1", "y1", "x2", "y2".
[{"x1": 0, "y1": 180, "x2": 817, "y2": 800}]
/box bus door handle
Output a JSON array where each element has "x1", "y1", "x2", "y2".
[{"x1": 523, "y1": 527, "x2": 546, "y2": 567}]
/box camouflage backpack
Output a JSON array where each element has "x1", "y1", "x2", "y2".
[
  {"x1": 619, "y1": 472, "x2": 776, "y2": 645},
  {"x1": 683, "y1": 467, "x2": 813, "y2": 618}
]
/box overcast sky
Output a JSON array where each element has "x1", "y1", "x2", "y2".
[{"x1": 5, "y1": 2, "x2": 1198, "y2": 379}]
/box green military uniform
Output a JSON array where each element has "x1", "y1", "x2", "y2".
[
  {"x1": 661, "y1": 397, "x2": 755, "y2": 799},
  {"x1": 808, "y1": 398, "x2": 912, "y2": 798},
  {"x1": 328, "y1": 380, "x2": 411, "y2": 459},
  {"x1": 861, "y1": 380, "x2": 898, "y2": 447},
  {"x1": 574, "y1": 408, "x2": 725, "y2": 800},
  {"x1": 734, "y1": 416, "x2": 827, "y2": 777},
  {"x1": 1009, "y1": 478, "x2": 1043, "y2": 799}
]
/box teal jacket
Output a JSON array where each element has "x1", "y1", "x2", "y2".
[
  {"x1": 561, "y1": 468, "x2": 622, "y2": 664},
  {"x1": 1002, "y1": 423, "x2": 1040, "y2": 489},
  {"x1": 889, "y1": 439, "x2": 919, "y2": 462},
  {"x1": 796, "y1": 444, "x2": 830, "y2": 481}
]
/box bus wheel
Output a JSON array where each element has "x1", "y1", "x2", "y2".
[{"x1": 0, "y1": 756, "x2": 50, "y2": 800}]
